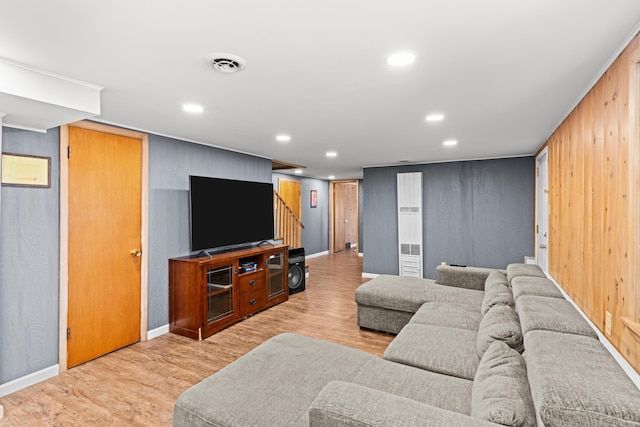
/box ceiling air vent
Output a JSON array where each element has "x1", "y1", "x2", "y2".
[{"x1": 205, "y1": 53, "x2": 247, "y2": 73}]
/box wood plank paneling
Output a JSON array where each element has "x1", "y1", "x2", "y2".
[
  {"x1": 0, "y1": 250, "x2": 392, "y2": 425},
  {"x1": 546, "y1": 32, "x2": 640, "y2": 372}
]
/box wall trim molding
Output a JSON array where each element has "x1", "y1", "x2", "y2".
[
  {"x1": 147, "y1": 324, "x2": 169, "y2": 340},
  {"x1": 0, "y1": 364, "x2": 59, "y2": 398},
  {"x1": 546, "y1": 272, "x2": 640, "y2": 390},
  {"x1": 361, "y1": 272, "x2": 379, "y2": 279}
]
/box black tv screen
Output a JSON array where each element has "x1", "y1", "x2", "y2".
[{"x1": 189, "y1": 176, "x2": 274, "y2": 251}]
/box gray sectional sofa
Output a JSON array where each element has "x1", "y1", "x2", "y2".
[{"x1": 173, "y1": 264, "x2": 640, "y2": 427}]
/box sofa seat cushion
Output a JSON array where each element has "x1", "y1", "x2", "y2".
[
  {"x1": 524, "y1": 330, "x2": 640, "y2": 427},
  {"x1": 410, "y1": 302, "x2": 483, "y2": 331},
  {"x1": 424, "y1": 283, "x2": 485, "y2": 308},
  {"x1": 481, "y1": 283, "x2": 515, "y2": 315},
  {"x1": 510, "y1": 276, "x2": 564, "y2": 300},
  {"x1": 355, "y1": 275, "x2": 432, "y2": 313},
  {"x1": 174, "y1": 333, "x2": 475, "y2": 427},
  {"x1": 515, "y1": 295, "x2": 598, "y2": 339},
  {"x1": 383, "y1": 324, "x2": 479, "y2": 380},
  {"x1": 472, "y1": 341, "x2": 536, "y2": 427},
  {"x1": 506, "y1": 263, "x2": 546, "y2": 284},
  {"x1": 476, "y1": 305, "x2": 524, "y2": 358}
]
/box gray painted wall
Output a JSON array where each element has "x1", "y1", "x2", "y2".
[
  {"x1": 362, "y1": 157, "x2": 535, "y2": 279},
  {"x1": 0, "y1": 127, "x2": 60, "y2": 383},
  {"x1": 148, "y1": 135, "x2": 272, "y2": 330},
  {"x1": 272, "y1": 173, "x2": 329, "y2": 256},
  {"x1": 0, "y1": 128, "x2": 275, "y2": 384}
]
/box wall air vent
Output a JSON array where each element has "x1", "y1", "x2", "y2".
[{"x1": 205, "y1": 53, "x2": 247, "y2": 73}]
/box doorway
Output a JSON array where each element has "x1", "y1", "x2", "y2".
[
  {"x1": 535, "y1": 147, "x2": 549, "y2": 271},
  {"x1": 331, "y1": 180, "x2": 359, "y2": 253},
  {"x1": 59, "y1": 121, "x2": 149, "y2": 370}
]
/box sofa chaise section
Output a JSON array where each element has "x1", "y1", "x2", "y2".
[
  {"x1": 355, "y1": 274, "x2": 484, "y2": 333},
  {"x1": 174, "y1": 333, "x2": 494, "y2": 426}
]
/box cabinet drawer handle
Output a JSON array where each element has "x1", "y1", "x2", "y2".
[
  {"x1": 250, "y1": 299, "x2": 256, "y2": 305},
  {"x1": 249, "y1": 280, "x2": 255, "y2": 286}
]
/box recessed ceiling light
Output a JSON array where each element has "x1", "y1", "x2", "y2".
[
  {"x1": 443, "y1": 139, "x2": 458, "y2": 147},
  {"x1": 386, "y1": 52, "x2": 415, "y2": 67},
  {"x1": 276, "y1": 134, "x2": 291, "y2": 142},
  {"x1": 294, "y1": 169, "x2": 302, "y2": 174},
  {"x1": 326, "y1": 151, "x2": 337, "y2": 158},
  {"x1": 183, "y1": 104, "x2": 203, "y2": 113},
  {"x1": 328, "y1": 175, "x2": 335, "y2": 180},
  {"x1": 426, "y1": 114, "x2": 445, "y2": 122}
]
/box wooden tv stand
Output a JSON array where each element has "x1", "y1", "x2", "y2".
[{"x1": 169, "y1": 244, "x2": 289, "y2": 340}]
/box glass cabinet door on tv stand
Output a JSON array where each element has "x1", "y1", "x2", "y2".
[
  {"x1": 267, "y1": 252, "x2": 286, "y2": 298},
  {"x1": 205, "y1": 264, "x2": 234, "y2": 324}
]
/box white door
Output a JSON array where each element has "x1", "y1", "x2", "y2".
[{"x1": 536, "y1": 149, "x2": 549, "y2": 271}]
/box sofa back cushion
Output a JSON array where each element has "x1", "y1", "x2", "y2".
[
  {"x1": 506, "y1": 263, "x2": 546, "y2": 284},
  {"x1": 476, "y1": 305, "x2": 524, "y2": 358},
  {"x1": 510, "y1": 276, "x2": 564, "y2": 300},
  {"x1": 481, "y1": 283, "x2": 515, "y2": 316},
  {"x1": 471, "y1": 341, "x2": 536, "y2": 427},
  {"x1": 435, "y1": 265, "x2": 495, "y2": 291},
  {"x1": 515, "y1": 295, "x2": 598, "y2": 339},
  {"x1": 484, "y1": 271, "x2": 509, "y2": 292},
  {"x1": 524, "y1": 330, "x2": 640, "y2": 426}
]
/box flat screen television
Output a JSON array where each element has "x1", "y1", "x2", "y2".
[{"x1": 189, "y1": 175, "x2": 274, "y2": 252}]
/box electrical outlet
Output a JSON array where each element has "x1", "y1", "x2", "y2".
[{"x1": 605, "y1": 311, "x2": 612, "y2": 336}]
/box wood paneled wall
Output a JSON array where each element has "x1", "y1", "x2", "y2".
[{"x1": 544, "y1": 32, "x2": 640, "y2": 372}]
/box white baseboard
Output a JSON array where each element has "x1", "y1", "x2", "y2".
[
  {"x1": 148, "y1": 324, "x2": 169, "y2": 340},
  {"x1": 358, "y1": 252, "x2": 363, "y2": 257},
  {"x1": 306, "y1": 250, "x2": 329, "y2": 259},
  {"x1": 0, "y1": 364, "x2": 59, "y2": 398},
  {"x1": 545, "y1": 273, "x2": 640, "y2": 390},
  {"x1": 362, "y1": 272, "x2": 379, "y2": 279}
]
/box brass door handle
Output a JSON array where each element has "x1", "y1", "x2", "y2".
[{"x1": 130, "y1": 249, "x2": 142, "y2": 257}]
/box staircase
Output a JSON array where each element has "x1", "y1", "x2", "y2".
[{"x1": 273, "y1": 190, "x2": 304, "y2": 248}]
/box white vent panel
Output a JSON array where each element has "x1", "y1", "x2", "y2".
[{"x1": 397, "y1": 172, "x2": 423, "y2": 278}]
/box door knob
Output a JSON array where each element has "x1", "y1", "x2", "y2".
[
  {"x1": 130, "y1": 249, "x2": 142, "y2": 257},
  {"x1": 539, "y1": 244, "x2": 547, "y2": 249}
]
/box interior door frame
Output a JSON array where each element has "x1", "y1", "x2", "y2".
[
  {"x1": 59, "y1": 120, "x2": 149, "y2": 371},
  {"x1": 329, "y1": 179, "x2": 359, "y2": 254},
  {"x1": 535, "y1": 146, "x2": 549, "y2": 271}
]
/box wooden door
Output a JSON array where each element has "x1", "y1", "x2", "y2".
[
  {"x1": 67, "y1": 126, "x2": 142, "y2": 368},
  {"x1": 279, "y1": 179, "x2": 301, "y2": 219},
  {"x1": 333, "y1": 181, "x2": 358, "y2": 253},
  {"x1": 343, "y1": 183, "x2": 358, "y2": 245}
]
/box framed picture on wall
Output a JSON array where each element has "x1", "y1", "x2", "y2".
[
  {"x1": 310, "y1": 190, "x2": 317, "y2": 208},
  {"x1": 1, "y1": 153, "x2": 51, "y2": 188}
]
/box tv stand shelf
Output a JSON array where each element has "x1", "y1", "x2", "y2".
[{"x1": 169, "y1": 244, "x2": 289, "y2": 340}]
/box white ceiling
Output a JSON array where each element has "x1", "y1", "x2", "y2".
[{"x1": 2, "y1": 1, "x2": 640, "y2": 179}]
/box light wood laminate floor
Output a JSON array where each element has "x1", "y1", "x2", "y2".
[{"x1": 0, "y1": 249, "x2": 392, "y2": 426}]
